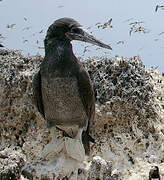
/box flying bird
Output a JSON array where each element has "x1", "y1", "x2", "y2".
[
  {"x1": 22, "y1": 26, "x2": 31, "y2": 31},
  {"x1": 39, "y1": 29, "x2": 44, "y2": 34},
  {"x1": 97, "y1": 18, "x2": 113, "y2": 29},
  {"x1": 33, "y1": 17, "x2": 112, "y2": 159},
  {"x1": 6, "y1": 24, "x2": 16, "y2": 29},
  {"x1": 155, "y1": 5, "x2": 164, "y2": 12},
  {"x1": 159, "y1": 32, "x2": 164, "y2": 35}
]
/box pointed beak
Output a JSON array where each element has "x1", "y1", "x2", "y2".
[{"x1": 66, "y1": 28, "x2": 112, "y2": 50}]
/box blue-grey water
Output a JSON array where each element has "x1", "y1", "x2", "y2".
[{"x1": 0, "y1": 0, "x2": 164, "y2": 72}]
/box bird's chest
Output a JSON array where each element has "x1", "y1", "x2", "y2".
[
  {"x1": 41, "y1": 75, "x2": 87, "y2": 128},
  {"x1": 42, "y1": 76, "x2": 79, "y2": 106}
]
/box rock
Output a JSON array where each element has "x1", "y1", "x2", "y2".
[
  {"x1": 88, "y1": 156, "x2": 117, "y2": 180},
  {"x1": 0, "y1": 49, "x2": 47, "y2": 162},
  {"x1": 0, "y1": 148, "x2": 25, "y2": 180},
  {"x1": 22, "y1": 156, "x2": 115, "y2": 180},
  {"x1": 0, "y1": 50, "x2": 164, "y2": 179},
  {"x1": 22, "y1": 155, "x2": 85, "y2": 180},
  {"x1": 0, "y1": 48, "x2": 8, "y2": 55}
]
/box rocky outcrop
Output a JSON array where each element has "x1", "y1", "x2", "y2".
[
  {"x1": 21, "y1": 155, "x2": 118, "y2": 180},
  {"x1": 0, "y1": 48, "x2": 164, "y2": 179},
  {"x1": 0, "y1": 147, "x2": 25, "y2": 180}
]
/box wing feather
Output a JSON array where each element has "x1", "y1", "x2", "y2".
[
  {"x1": 33, "y1": 71, "x2": 45, "y2": 118},
  {"x1": 77, "y1": 64, "x2": 95, "y2": 154}
]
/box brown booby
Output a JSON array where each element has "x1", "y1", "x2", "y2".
[{"x1": 33, "y1": 17, "x2": 112, "y2": 159}]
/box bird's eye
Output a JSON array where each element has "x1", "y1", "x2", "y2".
[{"x1": 71, "y1": 27, "x2": 81, "y2": 34}]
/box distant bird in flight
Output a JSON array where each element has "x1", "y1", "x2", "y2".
[
  {"x1": 155, "y1": 5, "x2": 164, "y2": 12},
  {"x1": 33, "y1": 17, "x2": 112, "y2": 160},
  {"x1": 97, "y1": 18, "x2": 113, "y2": 29},
  {"x1": 6, "y1": 24, "x2": 16, "y2": 29}
]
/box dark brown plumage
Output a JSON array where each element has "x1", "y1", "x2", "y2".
[{"x1": 33, "y1": 18, "x2": 112, "y2": 155}]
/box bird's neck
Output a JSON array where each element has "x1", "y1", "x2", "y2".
[
  {"x1": 44, "y1": 38, "x2": 73, "y2": 58},
  {"x1": 43, "y1": 38, "x2": 76, "y2": 73}
]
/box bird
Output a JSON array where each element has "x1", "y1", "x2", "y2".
[
  {"x1": 33, "y1": 17, "x2": 112, "y2": 160},
  {"x1": 149, "y1": 166, "x2": 160, "y2": 180},
  {"x1": 6, "y1": 24, "x2": 16, "y2": 29},
  {"x1": 155, "y1": 5, "x2": 164, "y2": 12},
  {"x1": 97, "y1": 18, "x2": 113, "y2": 29}
]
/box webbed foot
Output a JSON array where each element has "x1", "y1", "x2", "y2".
[
  {"x1": 41, "y1": 138, "x2": 64, "y2": 158},
  {"x1": 65, "y1": 137, "x2": 85, "y2": 162}
]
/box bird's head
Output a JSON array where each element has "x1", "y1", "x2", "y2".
[{"x1": 45, "y1": 17, "x2": 112, "y2": 50}]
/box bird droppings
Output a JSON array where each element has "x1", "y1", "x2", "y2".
[{"x1": 0, "y1": 49, "x2": 164, "y2": 179}]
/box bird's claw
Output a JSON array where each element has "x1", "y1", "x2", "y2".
[{"x1": 41, "y1": 137, "x2": 85, "y2": 162}]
